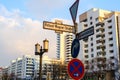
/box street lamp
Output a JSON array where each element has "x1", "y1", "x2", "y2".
[{"x1": 35, "y1": 39, "x2": 49, "y2": 80}]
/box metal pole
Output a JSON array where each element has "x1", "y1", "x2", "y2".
[{"x1": 39, "y1": 54, "x2": 42, "y2": 80}]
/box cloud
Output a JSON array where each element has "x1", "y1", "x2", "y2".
[{"x1": 0, "y1": 5, "x2": 57, "y2": 67}]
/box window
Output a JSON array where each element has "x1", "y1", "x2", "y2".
[
  {"x1": 84, "y1": 50, "x2": 88, "y2": 53},
  {"x1": 108, "y1": 25, "x2": 112, "y2": 29},
  {"x1": 84, "y1": 44, "x2": 88, "y2": 48},
  {"x1": 96, "y1": 29, "x2": 99, "y2": 32},
  {"x1": 96, "y1": 34, "x2": 100, "y2": 38},
  {"x1": 91, "y1": 54, "x2": 94, "y2": 57},
  {"x1": 109, "y1": 37, "x2": 113, "y2": 41},
  {"x1": 90, "y1": 16, "x2": 92, "y2": 20},
  {"x1": 91, "y1": 37, "x2": 93, "y2": 41},
  {"x1": 108, "y1": 32, "x2": 112, "y2": 35},
  {"x1": 110, "y1": 56, "x2": 114, "y2": 59},
  {"x1": 85, "y1": 55, "x2": 89, "y2": 58},
  {"x1": 97, "y1": 46, "x2": 100, "y2": 50},
  {"x1": 108, "y1": 19, "x2": 112, "y2": 23},
  {"x1": 91, "y1": 48, "x2": 94, "y2": 52},
  {"x1": 109, "y1": 50, "x2": 114, "y2": 53},
  {"x1": 84, "y1": 24, "x2": 88, "y2": 27},
  {"x1": 90, "y1": 22, "x2": 93, "y2": 25},
  {"x1": 91, "y1": 43, "x2": 93, "y2": 46},
  {"x1": 109, "y1": 44, "x2": 113, "y2": 47},
  {"x1": 85, "y1": 60, "x2": 89, "y2": 64}
]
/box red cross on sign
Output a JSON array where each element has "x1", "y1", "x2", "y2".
[{"x1": 67, "y1": 59, "x2": 85, "y2": 80}]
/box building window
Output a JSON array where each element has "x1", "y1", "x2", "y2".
[
  {"x1": 85, "y1": 60, "x2": 89, "y2": 64},
  {"x1": 109, "y1": 50, "x2": 114, "y2": 53},
  {"x1": 109, "y1": 44, "x2": 113, "y2": 47},
  {"x1": 97, "y1": 46, "x2": 100, "y2": 50},
  {"x1": 108, "y1": 32, "x2": 112, "y2": 35},
  {"x1": 96, "y1": 34, "x2": 100, "y2": 38},
  {"x1": 96, "y1": 29, "x2": 99, "y2": 32},
  {"x1": 91, "y1": 54, "x2": 94, "y2": 57},
  {"x1": 84, "y1": 44, "x2": 88, "y2": 48},
  {"x1": 110, "y1": 56, "x2": 114, "y2": 59},
  {"x1": 109, "y1": 37, "x2": 113, "y2": 41},
  {"x1": 91, "y1": 37, "x2": 93, "y2": 41},
  {"x1": 108, "y1": 25, "x2": 112, "y2": 29},
  {"x1": 91, "y1": 43, "x2": 93, "y2": 46},
  {"x1": 91, "y1": 48, "x2": 94, "y2": 52},
  {"x1": 85, "y1": 55, "x2": 89, "y2": 58},
  {"x1": 84, "y1": 50, "x2": 88, "y2": 53},
  {"x1": 90, "y1": 16, "x2": 92, "y2": 20},
  {"x1": 90, "y1": 22, "x2": 93, "y2": 25},
  {"x1": 108, "y1": 19, "x2": 112, "y2": 23},
  {"x1": 84, "y1": 24, "x2": 88, "y2": 27}
]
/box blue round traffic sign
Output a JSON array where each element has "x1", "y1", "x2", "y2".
[
  {"x1": 68, "y1": 59, "x2": 85, "y2": 80},
  {"x1": 71, "y1": 39, "x2": 80, "y2": 58}
]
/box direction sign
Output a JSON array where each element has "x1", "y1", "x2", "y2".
[
  {"x1": 43, "y1": 21, "x2": 75, "y2": 33},
  {"x1": 76, "y1": 26, "x2": 94, "y2": 40},
  {"x1": 71, "y1": 39, "x2": 80, "y2": 58},
  {"x1": 69, "y1": 0, "x2": 79, "y2": 24},
  {"x1": 68, "y1": 59, "x2": 85, "y2": 80}
]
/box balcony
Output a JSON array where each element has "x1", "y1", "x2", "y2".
[
  {"x1": 96, "y1": 38, "x2": 105, "y2": 44},
  {"x1": 97, "y1": 51, "x2": 106, "y2": 57},
  {"x1": 96, "y1": 22, "x2": 104, "y2": 27}
]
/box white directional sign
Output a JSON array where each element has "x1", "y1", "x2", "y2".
[{"x1": 43, "y1": 21, "x2": 75, "y2": 33}]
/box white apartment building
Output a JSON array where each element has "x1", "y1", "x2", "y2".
[
  {"x1": 78, "y1": 8, "x2": 120, "y2": 72},
  {"x1": 9, "y1": 55, "x2": 35, "y2": 79},
  {"x1": 56, "y1": 32, "x2": 74, "y2": 64}
]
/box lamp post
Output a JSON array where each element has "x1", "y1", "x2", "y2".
[{"x1": 35, "y1": 39, "x2": 49, "y2": 80}]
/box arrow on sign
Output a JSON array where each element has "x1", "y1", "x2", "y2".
[{"x1": 69, "y1": 0, "x2": 79, "y2": 24}]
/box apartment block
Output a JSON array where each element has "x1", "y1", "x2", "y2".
[{"x1": 78, "y1": 8, "x2": 120, "y2": 72}]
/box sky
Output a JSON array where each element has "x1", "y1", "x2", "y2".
[{"x1": 0, "y1": 0, "x2": 120, "y2": 67}]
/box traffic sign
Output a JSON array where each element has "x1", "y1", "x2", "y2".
[
  {"x1": 76, "y1": 26, "x2": 94, "y2": 40},
  {"x1": 69, "y1": 0, "x2": 79, "y2": 24},
  {"x1": 43, "y1": 21, "x2": 75, "y2": 33},
  {"x1": 71, "y1": 39, "x2": 80, "y2": 58},
  {"x1": 68, "y1": 59, "x2": 85, "y2": 80}
]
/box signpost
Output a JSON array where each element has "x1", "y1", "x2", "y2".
[
  {"x1": 43, "y1": 21, "x2": 75, "y2": 33},
  {"x1": 68, "y1": 59, "x2": 85, "y2": 80}
]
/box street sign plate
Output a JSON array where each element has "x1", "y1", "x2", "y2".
[
  {"x1": 71, "y1": 39, "x2": 80, "y2": 58},
  {"x1": 76, "y1": 26, "x2": 94, "y2": 40},
  {"x1": 43, "y1": 21, "x2": 75, "y2": 33},
  {"x1": 68, "y1": 59, "x2": 85, "y2": 80},
  {"x1": 69, "y1": 0, "x2": 79, "y2": 24}
]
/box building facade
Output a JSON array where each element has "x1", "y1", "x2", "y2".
[
  {"x1": 78, "y1": 8, "x2": 120, "y2": 72},
  {"x1": 56, "y1": 32, "x2": 74, "y2": 64},
  {"x1": 7, "y1": 55, "x2": 35, "y2": 80}
]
